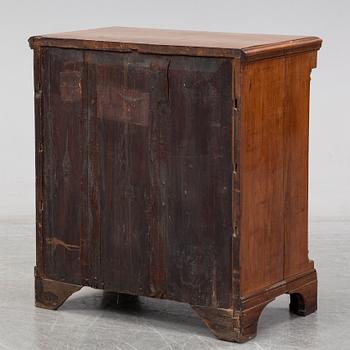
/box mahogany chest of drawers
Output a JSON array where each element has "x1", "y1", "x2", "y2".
[{"x1": 29, "y1": 27, "x2": 322, "y2": 342}]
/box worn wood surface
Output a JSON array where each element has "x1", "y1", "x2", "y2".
[
  {"x1": 193, "y1": 269, "x2": 317, "y2": 342},
  {"x1": 35, "y1": 267, "x2": 82, "y2": 310},
  {"x1": 89, "y1": 52, "x2": 233, "y2": 307},
  {"x1": 35, "y1": 267, "x2": 137, "y2": 310},
  {"x1": 34, "y1": 47, "x2": 45, "y2": 276},
  {"x1": 38, "y1": 49, "x2": 233, "y2": 308},
  {"x1": 162, "y1": 55, "x2": 232, "y2": 306},
  {"x1": 231, "y1": 59, "x2": 242, "y2": 312},
  {"x1": 42, "y1": 48, "x2": 86, "y2": 284},
  {"x1": 28, "y1": 26, "x2": 322, "y2": 61},
  {"x1": 31, "y1": 29, "x2": 321, "y2": 342}
]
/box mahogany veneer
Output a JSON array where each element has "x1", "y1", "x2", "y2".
[{"x1": 29, "y1": 27, "x2": 322, "y2": 342}]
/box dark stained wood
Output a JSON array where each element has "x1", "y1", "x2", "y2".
[
  {"x1": 231, "y1": 59, "x2": 242, "y2": 312},
  {"x1": 35, "y1": 268, "x2": 82, "y2": 310},
  {"x1": 35, "y1": 269, "x2": 138, "y2": 310},
  {"x1": 30, "y1": 27, "x2": 321, "y2": 343},
  {"x1": 85, "y1": 52, "x2": 233, "y2": 306},
  {"x1": 164, "y1": 56, "x2": 232, "y2": 307},
  {"x1": 41, "y1": 48, "x2": 86, "y2": 284},
  {"x1": 86, "y1": 51, "x2": 158, "y2": 295},
  {"x1": 28, "y1": 26, "x2": 322, "y2": 61},
  {"x1": 34, "y1": 47, "x2": 44, "y2": 276}
]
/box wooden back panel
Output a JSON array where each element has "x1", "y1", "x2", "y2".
[
  {"x1": 39, "y1": 48, "x2": 233, "y2": 308},
  {"x1": 41, "y1": 48, "x2": 86, "y2": 284}
]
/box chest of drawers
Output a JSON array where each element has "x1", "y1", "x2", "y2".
[{"x1": 29, "y1": 27, "x2": 321, "y2": 342}]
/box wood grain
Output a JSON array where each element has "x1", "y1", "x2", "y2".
[
  {"x1": 38, "y1": 50, "x2": 233, "y2": 307},
  {"x1": 232, "y1": 59, "x2": 242, "y2": 310},
  {"x1": 28, "y1": 26, "x2": 322, "y2": 61},
  {"x1": 283, "y1": 52, "x2": 317, "y2": 278},
  {"x1": 164, "y1": 56, "x2": 232, "y2": 307},
  {"x1": 239, "y1": 57, "x2": 285, "y2": 296},
  {"x1": 35, "y1": 267, "x2": 82, "y2": 310},
  {"x1": 42, "y1": 48, "x2": 86, "y2": 284},
  {"x1": 34, "y1": 47, "x2": 44, "y2": 276},
  {"x1": 193, "y1": 269, "x2": 317, "y2": 342},
  {"x1": 30, "y1": 28, "x2": 321, "y2": 342},
  {"x1": 239, "y1": 52, "x2": 318, "y2": 297}
]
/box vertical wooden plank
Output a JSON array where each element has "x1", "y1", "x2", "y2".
[
  {"x1": 86, "y1": 52, "x2": 168, "y2": 294},
  {"x1": 165, "y1": 56, "x2": 232, "y2": 307},
  {"x1": 147, "y1": 56, "x2": 171, "y2": 297},
  {"x1": 232, "y1": 59, "x2": 242, "y2": 309},
  {"x1": 84, "y1": 52, "x2": 102, "y2": 288},
  {"x1": 34, "y1": 47, "x2": 44, "y2": 276},
  {"x1": 42, "y1": 48, "x2": 86, "y2": 284},
  {"x1": 240, "y1": 58, "x2": 285, "y2": 297},
  {"x1": 239, "y1": 52, "x2": 317, "y2": 296},
  {"x1": 86, "y1": 52, "x2": 232, "y2": 307},
  {"x1": 80, "y1": 51, "x2": 90, "y2": 287},
  {"x1": 283, "y1": 52, "x2": 317, "y2": 278}
]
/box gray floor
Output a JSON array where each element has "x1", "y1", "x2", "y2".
[{"x1": 0, "y1": 221, "x2": 349, "y2": 350}]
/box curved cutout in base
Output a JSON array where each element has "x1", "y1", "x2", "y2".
[
  {"x1": 35, "y1": 275, "x2": 82, "y2": 310},
  {"x1": 192, "y1": 299, "x2": 273, "y2": 343},
  {"x1": 289, "y1": 280, "x2": 317, "y2": 316},
  {"x1": 193, "y1": 270, "x2": 318, "y2": 342}
]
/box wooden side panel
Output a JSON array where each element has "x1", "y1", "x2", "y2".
[
  {"x1": 42, "y1": 48, "x2": 86, "y2": 284},
  {"x1": 283, "y1": 52, "x2": 317, "y2": 277},
  {"x1": 239, "y1": 58, "x2": 285, "y2": 296},
  {"x1": 86, "y1": 52, "x2": 232, "y2": 307},
  {"x1": 239, "y1": 52, "x2": 317, "y2": 297}
]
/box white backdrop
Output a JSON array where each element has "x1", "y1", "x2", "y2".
[{"x1": 0, "y1": 0, "x2": 349, "y2": 221}]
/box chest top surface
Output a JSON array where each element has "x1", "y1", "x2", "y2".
[{"x1": 29, "y1": 26, "x2": 322, "y2": 61}]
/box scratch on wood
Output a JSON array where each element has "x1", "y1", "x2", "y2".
[{"x1": 46, "y1": 237, "x2": 80, "y2": 251}]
